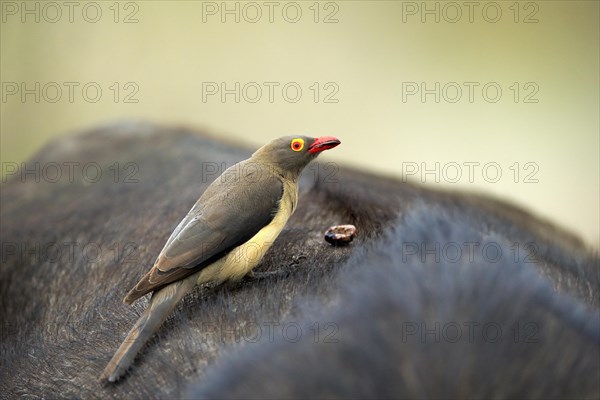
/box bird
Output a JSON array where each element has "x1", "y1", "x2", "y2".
[{"x1": 100, "y1": 135, "x2": 341, "y2": 382}]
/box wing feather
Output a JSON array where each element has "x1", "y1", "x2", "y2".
[{"x1": 124, "y1": 164, "x2": 284, "y2": 303}]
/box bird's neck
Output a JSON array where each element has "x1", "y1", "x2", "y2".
[{"x1": 246, "y1": 158, "x2": 301, "y2": 184}]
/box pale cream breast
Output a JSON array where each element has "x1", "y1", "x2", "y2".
[{"x1": 197, "y1": 178, "x2": 298, "y2": 285}]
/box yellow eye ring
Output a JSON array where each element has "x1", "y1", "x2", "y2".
[{"x1": 291, "y1": 138, "x2": 304, "y2": 152}]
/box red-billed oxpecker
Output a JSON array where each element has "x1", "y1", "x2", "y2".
[{"x1": 101, "y1": 135, "x2": 341, "y2": 382}]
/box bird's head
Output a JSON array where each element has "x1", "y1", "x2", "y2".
[{"x1": 252, "y1": 135, "x2": 341, "y2": 177}]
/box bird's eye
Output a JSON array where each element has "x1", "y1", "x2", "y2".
[{"x1": 291, "y1": 138, "x2": 304, "y2": 152}]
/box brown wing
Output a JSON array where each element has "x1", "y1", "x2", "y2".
[{"x1": 123, "y1": 168, "x2": 283, "y2": 304}]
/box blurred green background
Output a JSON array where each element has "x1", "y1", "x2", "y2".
[{"x1": 1, "y1": 0, "x2": 598, "y2": 248}]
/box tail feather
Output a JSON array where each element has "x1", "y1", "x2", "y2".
[{"x1": 100, "y1": 274, "x2": 197, "y2": 382}]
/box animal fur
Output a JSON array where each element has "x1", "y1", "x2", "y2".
[{"x1": 0, "y1": 122, "x2": 597, "y2": 398}]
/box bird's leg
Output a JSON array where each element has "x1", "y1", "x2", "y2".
[{"x1": 243, "y1": 269, "x2": 288, "y2": 282}]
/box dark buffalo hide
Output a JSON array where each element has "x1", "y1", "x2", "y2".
[{"x1": 1, "y1": 122, "x2": 598, "y2": 399}]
